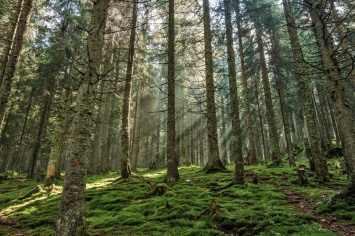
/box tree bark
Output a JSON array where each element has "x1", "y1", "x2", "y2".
[
  {"x1": 0, "y1": 0, "x2": 34, "y2": 136},
  {"x1": 28, "y1": 82, "x2": 53, "y2": 181},
  {"x1": 269, "y1": 25, "x2": 294, "y2": 166},
  {"x1": 282, "y1": 0, "x2": 329, "y2": 181},
  {"x1": 307, "y1": 0, "x2": 355, "y2": 190},
  {"x1": 56, "y1": 0, "x2": 110, "y2": 234},
  {"x1": 120, "y1": 0, "x2": 138, "y2": 179},
  {"x1": 166, "y1": 0, "x2": 180, "y2": 182},
  {"x1": 223, "y1": 0, "x2": 244, "y2": 183},
  {"x1": 0, "y1": 0, "x2": 24, "y2": 83},
  {"x1": 202, "y1": 0, "x2": 225, "y2": 172},
  {"x1": 254, "y1": 14, "x2": 281, "y2": 165},
  {"x1": 234, "y1": 0, "x2": 257, "y2": 165}
]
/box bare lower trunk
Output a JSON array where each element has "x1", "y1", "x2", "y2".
[
  {"x1": 44, "y1": 59, "x2": 72, "y2": 186},
  {"x1": 283, "y1": 0, "x2": 329, "y2": 181},
  {"x1": 202, "y1": 0, "x2": 225, "y2": 172},
  {"x1": 223, "y1": 0, "x2": 243, "y2": 183},
  {"x1": 254, "y1": 15, "x2": 281, "y2": 165},
  {"x1": 120, "y1": 0, "x2": 138, "y2": 179},
  {"x1": 234, "y1": 0, "x2": 256, "y2": 165},
  {"x1": 56, "y1": 0, "x2": 110, "y2": 234},
  {"x1": 0, "y1": 0, "x2": 34, "y2": 131},
  {"x1": 307, "y1": 0, "x2": 355, "y2": 190},
  {"x1": 166, "y1": 0, "x2": 180, "y2": 182}
]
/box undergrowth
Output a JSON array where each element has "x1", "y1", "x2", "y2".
[{"x1": 0, "y1": 157, "x2": 353, "y2": 235}]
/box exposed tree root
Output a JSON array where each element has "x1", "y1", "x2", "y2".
[
  {"x1": 135, "y1": 183, "x2": 169, "y2": 199},
  {"x1": 18, "y1": 186, "x2": 43, "y2": 200},
  {"x1": 196, "y1": 199, "x2": 220, "y2": 219}
]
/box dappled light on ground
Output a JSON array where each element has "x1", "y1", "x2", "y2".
[{"x1": 0, "y1": 158, "x2": 354, "y2": 235}]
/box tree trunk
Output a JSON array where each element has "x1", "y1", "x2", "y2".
[
  {"x1": 202, "y1": 0, "x2": 225, "y2": 172},
  {"x1": 0, "y1": 0, "x2": 24, "y2": 83},
  {"x1": 255, "y1": 81, "x2": 268, "y2": 164},
  {"x1": 120, "y1": 0, "x2": 138, "y2": 179},
  {"x1": 234, "y1": 0, "x2": 257, "y2": 165},
  {"x1": 44, "y1": 48, "x2": 73, "y2": 186},
  {"x1": 0, "y1": 0, "x2": 34, "y2": 134},
  {"x1": 5, "y1": 88, "x2": 34, "y2": 174},
  {"x1": 282, "y1": 0, "x2": 329, "y2": 181},
  {"x1": 130, "y1": 82, "x2": 140, "y2": 171},
  {"x1": 270, "y1": 27, "x2": 294, "y2": 166},
  {"x1": 166, "y1": 0, "x2": 180, "y2": 182},
  {"x1": 56, "y1": 0, "x2": 110, "y2": 234},
  {"x1": 223, "y1": 0, "x2": 244, "y2": 183},
  {"x1": 220, "y1": 98, "x2": 227, "y2": 164},
  {"x1": 254, "y1": 14, "x2": 281, "y2": 165},
  {"x1": 307, "y1": 0, "x2": 355, "y2": 191},
  {"x1": 28, "y1": 83, "x2": 53, "y2": 181}
]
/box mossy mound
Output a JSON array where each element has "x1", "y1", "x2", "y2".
[{"x1": 0, "y1": 158, "x2": 352, "y2": 235}]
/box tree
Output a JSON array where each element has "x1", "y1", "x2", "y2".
[
  {"x1": 202, "y1": 0, "x2": 226, "y2": 172},
  {"x1": 120, "y1": 0, "x2": 138, "y2": 179},
  {"x1": 282, "y1": 0, "x2": 329, "y2": 181},
  {"x1": 223, "y1": 0, "x2": 244, "y2": 183},
  {"x1": 234, "y1": 0, "x2": 257, "y2": 165},
  {"x1": 0, "y1": 0, "x2": 34, "y2": 142},
  {"x1": 56, "y1": 0, "x2": 110, "y2": 234},
  {"x1": 305, "y1": 0, "x2": 355, "y2": 191},
  {"x1": 166, "y1": 0, "x2": 180, "y2": 182},
  {"x1": 267, "y1": 10, "x2": 294, "y2": 166},
  {"x1": 252, "y1": 9, "x2": 281, "y2": 165}
]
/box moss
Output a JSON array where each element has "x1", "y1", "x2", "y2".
[
  {"x1": 0, "y1": 227, "x2": 11, "y2": 235},
  {"x1": 1, "y1": 160, "x2": 351, "y2": 236},
  {"x1": 316, "y1": 193, "x2": 355, "y2": 221}
]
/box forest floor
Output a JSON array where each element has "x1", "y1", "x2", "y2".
[
  {"x1": 283, "y1": 188, "x2": 355, "y2": 236},
  {"x1": 0, "y1": 157, "x2": 355, "y2": 236}
]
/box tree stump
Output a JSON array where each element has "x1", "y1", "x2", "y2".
[{"x1": 297, "y1": 165, "x2": 308, "y2": 186}]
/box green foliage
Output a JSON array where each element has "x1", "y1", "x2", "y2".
[{"x1": 1, "y1": 161, "x2": 352, "y2": 235}]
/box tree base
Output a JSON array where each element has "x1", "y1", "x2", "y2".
[
  {"x1": 121, "y1": 159, "x2": 132, "y2": 179},
  {"x1": 136, "y1": 183, "x2": 169, "y2": 199},
  {"x1": 203, "y1": 159, "x2": 227, "y2": 173}
]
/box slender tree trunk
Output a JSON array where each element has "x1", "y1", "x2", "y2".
[
  {"x1": 0, "y1": 0, "x2": 24, "y2": 83},
  {"x1": 202, "y1": 0, "x2": 225, "y2": 172},
  {"x1": 220, "y1": 98, "x2": 227, "y2": 164},
  {"x1": 56, "y1": 0, "x2": 110, "y2": 234},
  {"x1": 254, "y1": 15, "x2": 281, "y2": 165},
  {"x1": 199, "y1": 116, "x2": 206, "y2": 166},
  {"x1": 6, "y1": 88, "x2": 34, "y2": 174},
  {"x1": 100, "y1": 79, "x2": 113, "y2": 173},
  {"x1": 255, "y1": 81, "x2": 268, "y2": 164},
  {"x1": 166, "y1": 0, "x2": 180, "y2": 182},
  {"x1": 327, "y1": 98, "x2": 340, "y2": 145},
  {"x1": 120, "y1": 0, "x2": 138, "y2": 179},
  {"x1": 44, "y1": 26, "x2": 74, "y2": 186},
  {"x1": 223, "y1": 0, "x2": 243, "y2": 182},
  {"x1": 28, "y1": 83, "x2": 53, "y2": 181},
  {"x1": 270, "y1": 28, "x2": 294, "y2": 166},
  {"x1": 0, "y1": 0, "x2": 34, "y2": 134},
  {"x1": 155, "y1": 115, "x2": 161, "y2": 166},
  {"x1": 282, "y1": 0, "x2": 329, "y2": 181},
  {"x1": 234, "y1": 0, "x2": 257, "y2": 165},
  {"x1": 130, "y1": 82, "x2": 140, "y2": 171},
  {"x1": 307, "y1": 0, "x2": 355, "y2": 190},
  {"x1": 44, "y1": 83, "x2": 70, "y2": 186},
  {"x1": 90, "y1": 81, "x2": 105, "y2": 174}
]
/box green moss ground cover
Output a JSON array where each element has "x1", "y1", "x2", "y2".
[{"x1": 0, "y1": 157, "x2": 353, "y2": 235}]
